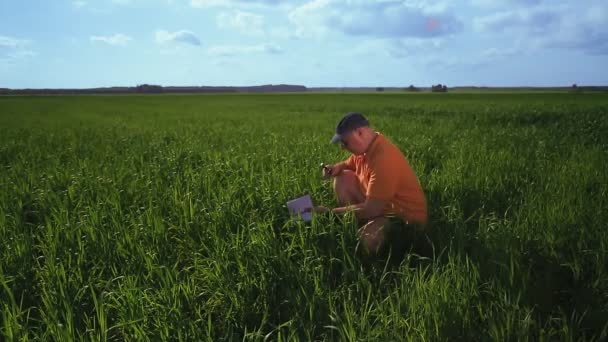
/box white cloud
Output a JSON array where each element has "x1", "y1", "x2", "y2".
[
  {"x1": 268, "y1": 27, "x2": 297, "y2": 39},
  {"x1": 535, "y1": 4, "x2": 608, "y2": 55},
  {"x1": 482, "y1": 47, "x2": 520, "y2": 59},
  {"x1": 289, "y1": 0, "x2": 463, "y2": 39},
  {"x1": 341, "y1": 36, "x2": 446, "y2": 59},
  {"x1": 433, "y1": 46, "x2": 524, "y2": 72},
  {"x1": 0, "y1": 35, "x2": 35, "y2": 64},
  {"x1": 191, "y1": 0, "x2": 282, "y2": 7},
  {"x1": 218, "y1": 11, "x2": 264, "y2": 35},
  {"x1": 191, "y1": 0, "x2": 228, "y2": 6},
  {"x1": 155, "y1": 30, "x2": 202, "y2": 46},
  {"x1": 473, "y1": 7, "x2": 559, "y2": 33},
  {"x1": 387, "y1": 37, "x2": 446, "y2": 58},
  {"x1": 287, "y1": 0, "x2": 332, "y2": 37},
  {"x1": 207, "y1": 43, "x2": 283, "y2": 56},
  {"x1": 474, "y1": 3, "x2": 608, "y2": 55},
  {"x1": 0, "y1": 36, "x2": 25, "y2": 51},
  {"x1": 470, "y1": 0, "x2": 541, "y2": 8},
  {"x1": 90, "y1": 34, "x2": 132, "y2": 46}
]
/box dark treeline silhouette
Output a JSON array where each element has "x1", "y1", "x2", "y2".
[
  {"x1": 0, "y1": 84, "x2": 307, "y2": 95},
  {"x1": 2, "y1": 84, "x2": 607, "y2": 95},
  {"x1": 431, "y1": 84, "x2": 448, "y2": 92},
  {"x1": 136, "y1": 84, "x2": 163, "y2": 93}
]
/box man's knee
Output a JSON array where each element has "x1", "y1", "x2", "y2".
[
  {"x1": 357, "y1": 218, "x2": 388, "y2": 257},
  {"x1": 333, "y1": 170, "x2": 358, "y2": 191},
  {"x1": 333, "y1": 170, "x2": 364, "y2": 205}
]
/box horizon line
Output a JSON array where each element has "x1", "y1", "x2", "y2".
[{"x1": 2, "y1": 84, "x2": 607, "y2": 90}]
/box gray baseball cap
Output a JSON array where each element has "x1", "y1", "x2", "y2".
[{"x1": 330, "y1": 112, "x2": 369, "y2": 144}]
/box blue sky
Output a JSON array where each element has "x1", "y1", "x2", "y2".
[{"x1": 1, "y1": 0, "x2": 606, "y2": 88}]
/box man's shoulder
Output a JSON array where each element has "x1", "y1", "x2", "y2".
[
  {"x1": 372, "y1": 135, "x2": 406, "y2": 161},
  {"x1": 379, "y1": 134, "x2": 403, "y2": 150}
]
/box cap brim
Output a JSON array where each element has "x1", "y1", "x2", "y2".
[{"x1": 330, "y1": 134, "x2": 342, "y2": 144}]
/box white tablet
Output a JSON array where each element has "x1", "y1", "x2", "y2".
[{"x1": 286, "y1": 194, "x2": 314, "y2": 222}]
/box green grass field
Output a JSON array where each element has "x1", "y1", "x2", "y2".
[{"x1": 1, "y1": 93, "x2": 607, "y2": 340}]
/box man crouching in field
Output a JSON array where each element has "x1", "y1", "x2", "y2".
[{"x1": 310, "y1": 112, "x2": 428, "y2": 257}]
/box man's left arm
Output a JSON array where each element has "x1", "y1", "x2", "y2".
[{"x1": 331, "y1": 198, "x2": 386, "y2": 220}]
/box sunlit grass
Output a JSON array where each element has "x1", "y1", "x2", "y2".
[{"x1": 1, "y1": 93, "x2": 607, "y2": 340}]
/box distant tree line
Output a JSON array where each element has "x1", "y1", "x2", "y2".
[
  {"x1": 3, "y1": 83, "x2": 607, "y2": 95},
  {"x1": 431, "y1": 84, "x2": 448, "y2": 92},
  {"x1": 0, "y1": 84, "x2": 307, "y2": 95},
  {"x1": 377, "y1": 84, "x2": 449, "y2": 92},
  {"x1": 136, "y1": 84, "x2": 163, "y2": 93},
  {"x1": 401, "y1": 84, "x2": 447, "y2": 92}
]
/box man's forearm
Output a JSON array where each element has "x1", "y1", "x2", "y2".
[
  {"x1": 335, "y1": 161, "x2": 353, "y2": 173},
  {"x1": 330, "y1": 197, "x2": 387, "y2": 220},
  {"x1": 331, "y1": 203, "x2": 372, "y2": 220}
]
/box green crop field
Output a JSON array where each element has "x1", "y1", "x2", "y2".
[{"x1": 1, "y1": 93, "x2": 607, "y2": 341}]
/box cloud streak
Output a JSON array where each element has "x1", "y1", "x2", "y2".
[
  {"x1": 473, "y1": 7, "x2": 559, "y2": 33},
  {"x1": 90, "y1": 34, "x2": 132, "y2": 46},
  {"x1": 289, "y1": 0, "x2": 463, "y2": 38},
  {"x1": 474, "y1": 3, "x2": 608, "y2": 55},
  {"x1": 470, "y1": 0, "x2": 541, "y2": 8},
  {"x1": 155, "y1": 30, "x2": 202, "y2": 46},
  {"x1": 207, "y1": 43, "x2": 282, "y2": 56},
  {"x1": 218, "y1": 11, "x2": 264, "y2": 35},
  {"x1": 0, "y1": 35, "x2": 35, "y2": 64},
  {"x1": 191, "y1": 0, "x2": 282, "y2": 7}
]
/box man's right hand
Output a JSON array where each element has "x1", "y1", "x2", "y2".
[{"x1": 321, "y1": 163, "x2": 343, "y2": 179}]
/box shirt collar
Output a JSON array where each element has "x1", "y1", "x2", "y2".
[{"x1": 364, "y1": 132, "x2": 383, "y2": 157}]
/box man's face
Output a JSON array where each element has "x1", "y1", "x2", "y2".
[{"x1": 340, "y1": 128, "x2": 366, "y2": 155}]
